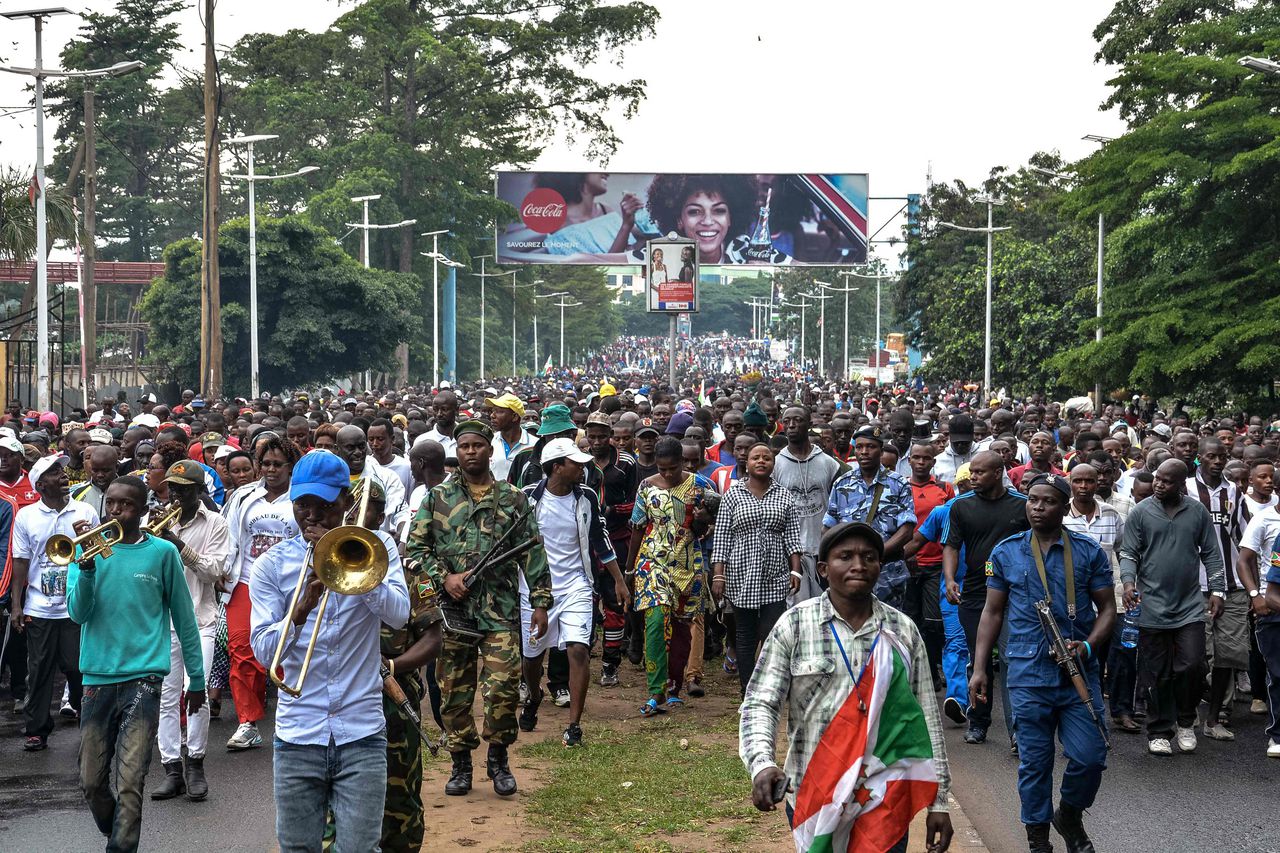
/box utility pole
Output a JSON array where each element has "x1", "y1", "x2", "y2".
[
  {"x1": 199, "y1": 0, "x2": 222, "y2": 399},
  {"x1": 82, "y1": 80, "x2": 97, "y2": 405}
]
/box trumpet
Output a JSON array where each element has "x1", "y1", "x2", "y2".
[
  {"x1": 144, "y1": 503, "x2": 183, "y2": 537},
  {"x1": 269, "y1": 477, "x2": 389, "y2": 698},
  {"x1": 45, "y1": 519, "x2": 125, "y2": 567}
]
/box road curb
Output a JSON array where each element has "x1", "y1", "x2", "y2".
[{"x1": 908, "y1": 793, "x2": 990, "y2": 852}]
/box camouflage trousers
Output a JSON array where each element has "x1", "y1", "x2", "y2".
[
  {"x1": 322, "y1": 679, "x2": 425, "y2": 853},
  {"x1": 438, "y1": 629, "x2": 520, "y2": 752}
]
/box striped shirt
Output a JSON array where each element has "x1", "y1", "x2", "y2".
[
  {"x1": 739, "y1": 594, "x2": 950, "y2": 812},
  {"x1": 1187, "y1": 473, "x2": 1240, "y2": 591},
  {"x1": 1064, "y1": 499, "x2": 1125, "y2": 608}
]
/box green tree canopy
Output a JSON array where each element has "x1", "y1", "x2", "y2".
[{"x1": 141, "y1": 215, "x2": 419, "y2": 391}]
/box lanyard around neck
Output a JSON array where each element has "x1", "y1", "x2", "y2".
[{"x1": 1031, "y1": 531, "x2": 1075, "y2": 620}]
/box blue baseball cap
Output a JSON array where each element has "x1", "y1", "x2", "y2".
[{"x1": 290, "y1": 450, "x2": 350, "y2": 502}]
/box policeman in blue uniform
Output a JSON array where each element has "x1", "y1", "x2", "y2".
[{"x1": 969, "y1": 472, "x2": 1116, "y2": 853}]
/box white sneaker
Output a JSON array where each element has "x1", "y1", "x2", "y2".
[
  {"x1": 518, "y1": 681, "x2": 530, "y2": 706},
  {"x1": 1148, "y1": 738, "x2": 1174, "y2": 755},
  {"x1": 1251, "y1": 699, "x2": 1268, "y2": 715},
  {"x1": 1236, "y1": 672, "x2": 1252, "y2": 694},
  {"x1": 1202, "y1": 722, "x2": 1235, "y2": 741},
  {"x1": 552, "y1": 688, "x2": 571, "y2": 708},
  {"x1": 1268, "y1": 739, "x2": 1280, "y2": 759},
  {"x1": 58, "y1": 699, "x2": 77, "y2": 719},
  {"x1": 1175, "y1": 726, "x2": 1197, "y2": 752},
  {"x1": 226, "y1": 721, "x2": 262, "y2": 751}
]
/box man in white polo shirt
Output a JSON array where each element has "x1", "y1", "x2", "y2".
[
  {"x1": 487, "y1": 393, "x2": 535, "y2": 481},
  {"x1": 9, "y1": 454, "x2": 100, "y2": 750},
  {"x1": 517, "y1": 438, "x2": 628, "y2": 748}
]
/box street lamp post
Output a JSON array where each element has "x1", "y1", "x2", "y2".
[
  {"x1": 419, "y1": 229, "x2": 462, "y2": 389},
  {"x1": 471, "y1": 255, "x2": 501, "y2": 381},
  {"x1": 532, "y1": 290, "x2": 567, "y2": 374},
  {"x1": 820, "y1": 278, "x2": 861, "y2": 380},
  {"x1": 845, "y1": 266, "x2": 899, "y2": 385},
  {"x1": 555, "y1": 298, "x2": 584, "y2": 367},
  {"x1": 806, "y1": 290, "x2": 832, "y2": 375},
  {"x1": 1, "y1": 7, "x2": 143, "y2": 411},
  {"x1": 778, "y1": 296, "x2": 816, "y2": 366},
  {"x1": 939, "y1": 196, "x2": 1011, "y2": 400},
  {"x1": 345, "y1": 195, "x2": 415, "y2": 389},
  {"x1": 509, "y1": 272, "x2": 534, "y2": 375},
  {"x1": 226, "y1": 133, "x2": 318, "y2": 398}
]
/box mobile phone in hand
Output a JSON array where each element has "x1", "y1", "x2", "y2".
[{"x1": 770, "y1": 775, "x2": 790, "y2": 804}]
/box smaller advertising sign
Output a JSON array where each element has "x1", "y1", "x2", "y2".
[{"x1": 646, "y1": 238, "x2": 698, "y2": 313}]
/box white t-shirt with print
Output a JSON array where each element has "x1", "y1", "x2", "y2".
[
  {"x1": 13, "y1": 500, "x2": 100, "y2": 619},
  {"x1": 239, "y1": 492, "x2": 298, "y2": 586}
]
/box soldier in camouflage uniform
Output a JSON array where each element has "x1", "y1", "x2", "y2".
[
  {"x1": 323, "y1": 481, "x2": 443, "y2": 853},
  {"x1": 406, "y1": 420, "x2": 552, "y2": 798}
]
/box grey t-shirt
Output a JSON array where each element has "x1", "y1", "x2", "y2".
[{"x1": 773, "y1": 444, "x2": 843, "y2": 556}]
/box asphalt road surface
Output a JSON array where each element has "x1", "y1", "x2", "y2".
[
  {"x1": 944, "y1": 687, "x2": 1280, "y2": 853},
  {"x1": 0, "y1": 675, "x2": 279, "y2": 852}
]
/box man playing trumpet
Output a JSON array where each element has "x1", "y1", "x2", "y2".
[{"x1": 249, "y1": 450, "x2": 409, "y2": 853}]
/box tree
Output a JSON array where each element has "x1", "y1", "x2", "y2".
[
  {"x1": 900, "y1": 155, "x2": 1095, "y2": 395},
  {"x1": 141, "y1": 215, "x2": 419, "y2": 391},
  {"x1": 0, "y1": 165, "x2": 78, "y2": 264},
  {"x1": 1054, "y1": 1, "x2": 1280, "y2": 403}
]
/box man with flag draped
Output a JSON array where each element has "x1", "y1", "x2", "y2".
[
  {"x1": 740, "y1": 521, "x2": 953, "y2": 853},
  {"x1": 970, "y1": 472, "x2": 1115, "y2": 853}
]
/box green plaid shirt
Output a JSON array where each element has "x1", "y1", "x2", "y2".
[{"x1": 738, "y1": 594, "x2": 951, "y2": 812}]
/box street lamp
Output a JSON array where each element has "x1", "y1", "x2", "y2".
[
  {"x1": 804, "y1": 290, "x2": 832, "y2": 374},
  {"x1": 938, "y1": 195, "x2": 1011, "y2": 400},
  {"x1": 819, "y1": 278, "x2": 861, "y2": 381},
  {"x1": 226, "y1": 133, "x2": 318, "y2": 398},
  {"x1": 1, "y1": 7, "x2": 143, "y2": 411},
  {"x1": 532, "y1": 290, "x2": 567, "y2": 374},
  {"x1": 554, "y1": 297, "x2": 584, "y2": 367},
  {"x1": 345, "y1": 195, "x2": 415, "y2": 389},
  {"x1": 509, "y1": 272, "x2": 535, "y2": 375},
  {"x1": 419, "y1": 229, "x2": 463, "y2": 389},
  {"x1": 778, "y1": 295, "x2": 817, "y2": 365},
  {"x1": 844, "y1": 265, "x2": 899, "y2": 386},
  {"x1": 471, "y1": 255, "x2": 505, "y2": 381},
  {"x1": 743, "y1": 297, "x2": 771, "y2": 339}
]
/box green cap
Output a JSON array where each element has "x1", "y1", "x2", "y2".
[
  {"x1": 454, "y1": 419, "x2": 494, "y2": 442},
  {"x1": 742, "y1": 402, "x2": 769, "y2": 428},
  {"x1": 536, "y1": 404, "x2": 575, "y2": 437}
]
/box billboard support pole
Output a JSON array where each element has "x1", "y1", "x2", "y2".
[{"x1": 668, "y1": 314, "x2": 677, "y2": 389}]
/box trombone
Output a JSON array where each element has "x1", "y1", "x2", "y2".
[
  {"x1": 144, "y1": 503, "x2": 183, "y2": 537},
  {"x1": 269, "y1": 477, "x2": 389, "y2": 697},
  {"x1": 45, "y1": 520, "x2": 125, "y2": 567}
]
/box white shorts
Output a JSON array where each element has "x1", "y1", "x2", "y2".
[{"x1": 520, "y1": 591, "x2": 594, "y2": 658}]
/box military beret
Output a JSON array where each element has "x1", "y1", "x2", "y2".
[
  {"x1": 454, "y1": 419, "x2": 493, "y2": 442},
  {"x1": 853, "y1": 424, "x2": 885, "y2": 445},
  {"x1": 1025, "y1": 471, "x2": 1071, "y2": 500}
]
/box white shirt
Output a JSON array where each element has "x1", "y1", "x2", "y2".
[
  {"x1": 235, "y1": 491, "x2": 298, "y2": 588},
  {"x1": 1186, "y1": 473, "x2": 1239, "y2": 591},
  {"x1": 376, "y1": 452, "x2": 413, "y2": 496},
  {"x1": 536, "y1": 490, "x2": 593, "y2": 601},
  {"x1": 490, "y1": 428, "x2": 537, "y2": 482},
  {"x1": 362, "y1": 456, "x2": 409, "y2": 538},
  {"x1": 153, "y1": 505, "x2": 231, "y2": 630},
  {"x1": 1240, "y1": 506, "x2": 1280, "y2": 594},
  {"x1": 13, "y1": 499, "x2": 100, "y2": 619},
  {"x1": 1065, "y1": 498, "x2": 1126, "y2": 608},
  {"x1": 932, "y1": 445, "x2": 974, "y2": 486},
  {"x1": 976, "y1": 436, "x2": 1030, "y2": 466},
  {"x1": 416, "y1": 428, "x2": 457, "y2": 459}
]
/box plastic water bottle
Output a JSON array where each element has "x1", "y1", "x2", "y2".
[{"x1": 1120, "y1": 605, "x2": 1140, "y2": 649}]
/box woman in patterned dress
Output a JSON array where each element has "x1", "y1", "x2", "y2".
[{"x1": 627, "y1": 437, "x2": 713, "y2": 716}]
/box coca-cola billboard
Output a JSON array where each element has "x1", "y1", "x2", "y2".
[{"x1": 495, "y1": 170, "x2": 869, "y2": 266}]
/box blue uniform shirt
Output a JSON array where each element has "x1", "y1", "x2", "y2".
[
  {"x1": 825, "y1": 466, "x2": 916, "y2": 593},
  {"x1": 987, "y1": 529, "x2": 1113, "y2": 688}
]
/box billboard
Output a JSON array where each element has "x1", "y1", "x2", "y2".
[
  {"x1": 496, "y1": 171, "x2": 868, "y2": 266},
  {"x1": 646, "y1": 237, "x2": 698, "y2": 313}
]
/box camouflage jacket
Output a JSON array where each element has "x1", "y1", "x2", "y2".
[
  {"x1": 406, "y1": 477, "x2": 552, "y2": 632},
  {"x1": 379, "y1": 569, "x2": 443, "y2": 675}
]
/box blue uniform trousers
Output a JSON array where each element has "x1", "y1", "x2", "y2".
[
  {"x1": 1009, "y1": 679, "x2": 1108, "y2": 825},
  {"x1": 939, "y1": 579, "x2": 970, "y2": 708}
]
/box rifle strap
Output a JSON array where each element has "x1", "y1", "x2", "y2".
[
  {"x1": 1031, "y1": 531, "x2": 1075, "y2": 620},
  {"x1": 864, "y1": 483, "x2": 885, "y2": 525}
]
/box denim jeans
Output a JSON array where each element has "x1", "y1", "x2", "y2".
[
  {"x1": 274, "y1": 729, "x2": 388, "y2": 853},
  {"x1": 78, "y1": 677, "x2": 162, "y2": 853}
]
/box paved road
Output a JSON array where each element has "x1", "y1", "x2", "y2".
[
  {"x1": 945, "y1": 688, "x2": 1280, "y2": 853},
  {"x1": 0, "y1": 677, "x2": 278, "y2": 852}
]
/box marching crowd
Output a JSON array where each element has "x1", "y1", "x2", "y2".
[{"x1": 0, "y1": 372, "x2": 1278, "y2": 853}]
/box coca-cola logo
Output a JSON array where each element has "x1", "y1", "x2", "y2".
[{"x1": 520, "y1": 188, "x2": 568, "y2": 234}]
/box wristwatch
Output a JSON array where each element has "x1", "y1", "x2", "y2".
[
  {"x1": 1210, "y1": 590, "x2": 1226, "y2": 599},
  {"x1": 1249, "y1": 588, "x2": 1262, "y2": 598}
]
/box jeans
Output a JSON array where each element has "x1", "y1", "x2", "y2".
[
  {"x1": 158, "y1": 626, "x2": 215, "y2": 762},
  {"x1": 274, "y1": 730, "x2": 388, "y2": 853},
  {"x1": 79, "y1": 677, "x2": 162, "y2": 853},
  {"x1": 1254, "y1": 616, "x2": 1280, "y2": 741},
  {"x1": 1106, "y1": 615, "x2": 1137, "y2": 717},
  {"x1": 958, "y1": 602, "x2": 1015, "y2": 738},
  {"x1": 24, "y1": 615, "x2": 81, "y2": 738},
  {"x1": 733, "y1": 601, "x2": 787, "y2": 693}
]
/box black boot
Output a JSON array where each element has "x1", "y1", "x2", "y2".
[
  {"x1": 486, "y1": 743, "x2": 517, "y2": 796},
  {"x1": 445, "y1": 751, "x2": 472, "y2": 796},
  {"x1": 150, "y1": 761, "x2": 186, "y2": 800},
  {"x1": 1052, "y1": 803, "x2": 1096, "y2": 853},
  {"x1": 184, "y1": 755, "x2": 208, "y2": 801},
  {"x1": 1026, "y1": 822, "x2": 1053, "y2": 853}
]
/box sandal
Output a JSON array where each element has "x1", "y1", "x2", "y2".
[
  {"x1": 23, "y1": 735, "x2": 47, "y2": 752},
  {"x1": 723, "y1": 656, "x2": 738, "y2": 675},
  {"x1": 640, "y1": 698, "x2": 667, "y2": 717},
  {"x1": 665, "y1": 696, "x2": 685, "y2": 709}
]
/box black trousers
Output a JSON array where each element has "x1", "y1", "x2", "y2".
[
  {"x1": 958, "y1": 602, "x2": 995, "y2": 728},
  {"x1": 734, "y1": 601, "x2": 787, "y2": 694},
  {"x1": 1, "y1": 611, "x2": 28, "y2": 698},
  {"x1": 1137, "y1": 621, "x2": 1206, "y2": 739},
  {"x1": 23, "y1": 616, "x2": 81, "y2": 738},
  {"x1": 904, "y1": 567, "x2": 944, "y2": 689}
]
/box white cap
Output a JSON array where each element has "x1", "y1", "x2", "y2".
[
  {"x1": 88, "y1": 428, "x2": 113, "y2": 444},
  {"x1": 0, "y1": 434, "x2": 23, "y2": 454},
  {"x1": 28, "y1": 453, "x2": 68, "y2": 490},
  {"x1": 132, "y1": 413, "x2": 161, "y2": 430},
  {"x1": 540, "y1": 437, "x2": 591, "y2": 465},
  {"x1": 214, "y1": 444, "x2": 236, "y2": 462}
]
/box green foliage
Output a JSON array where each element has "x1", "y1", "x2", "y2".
[
  {"x1": 141, "y1": 215, "x2": 419, "y2": 392},
  {"x1": 0, "y1": 166, "x2": 80, "y2": 262},
  {"x1": 901, "y1": 155, "x2": 1095, "y2": 395},
  {"x1": 1056, "y1": 1, "x2": 1280, "y2": 401},
  {"x1": 773, "y1": 267, "x2": 888, "y2": 376},
  {"x1": 616, "y1": 276, "x2": 774, "y2": 339}
]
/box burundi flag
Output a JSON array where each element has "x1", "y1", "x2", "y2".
[
  {"x1": 542, "y1": 353, "x2": 553, "y2": 376},
  {"x1": 791, "y1": 629, "x2": 939, "y2": 853}
]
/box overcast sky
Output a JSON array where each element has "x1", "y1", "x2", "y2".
[{"x1": 0, "y1": 0, "x2": 1126, "y2": 249}]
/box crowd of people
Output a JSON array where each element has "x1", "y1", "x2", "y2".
[{"x1": 0, "y1": 372, "x2": 1278, "y2": 853}]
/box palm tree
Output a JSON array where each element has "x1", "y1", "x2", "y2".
[{"x1": 0, "y1": 164, "x2": 79, "y2": 262}]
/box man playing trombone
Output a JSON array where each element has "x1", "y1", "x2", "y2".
[
  {"x1": 407, "y1": 419, "x2": 551, "y2": 798},
  {"x1": 249, "y1": 450, "x2": 409, "y2": 853},
  {"x1": 148, "y1": 461, "x2": 231, "y2": 803}
]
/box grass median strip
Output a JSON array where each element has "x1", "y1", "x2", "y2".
[{"x1": 520, "y1": 714, "x2": 774, "y2": 852}]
